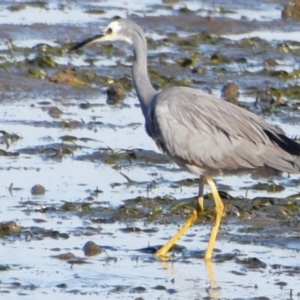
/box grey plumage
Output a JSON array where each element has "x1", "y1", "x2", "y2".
[
  {"x1": 70, "y1": 18, "x2": 300, "y2": 260},
  {"x1": 150, "y1": 86, "x2": 300, "y2": 176}
]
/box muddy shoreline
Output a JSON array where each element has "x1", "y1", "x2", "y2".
[{"x1": 1, "y1": 1, "x2": 300, "y2": 299}]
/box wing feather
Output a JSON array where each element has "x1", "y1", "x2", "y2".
[{"x1": 149, "y1": 86, "x2": 300, "y2": 175}]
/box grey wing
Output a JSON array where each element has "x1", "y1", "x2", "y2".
[{"x1": 150, "y1": 86, "x2": 300, "y2": 175}]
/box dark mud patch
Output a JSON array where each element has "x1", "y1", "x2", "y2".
[{"x1": 6, "y1": 192, "x2": 300, "y2": 252}]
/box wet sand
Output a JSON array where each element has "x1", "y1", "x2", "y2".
[{"x1": 0, "y1": 0, "x2": 300, "y2": 299}]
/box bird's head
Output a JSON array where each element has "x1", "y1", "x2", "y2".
[{"x1": 69, "y1": 18, "x2": 143, "y2": 51}]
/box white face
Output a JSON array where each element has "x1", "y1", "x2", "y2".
[{"x1": 99, "y1": 21, "x2": 132, "y2": 44}]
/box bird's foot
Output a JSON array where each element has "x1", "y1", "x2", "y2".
[{"x1": 155, "y1": 250, "x2": 170, "y2": 260}]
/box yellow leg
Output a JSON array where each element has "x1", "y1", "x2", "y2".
[
  {"x1": 155, "y1": 176, "x2": 205, "y2": 258},
  {"x1": 204, "y1": 177, "x2": 224, "y2": 261}
]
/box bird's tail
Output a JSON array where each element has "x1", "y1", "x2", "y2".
[
  {"x1": 264, "y1": 130, "x2": 300, "y2": 173},
  {"x1": 264, "y1": 130, "x2": 300, "y2": 156}
]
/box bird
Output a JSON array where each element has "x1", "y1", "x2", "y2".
[{"x1": 69, "y1": 18, "x2": 300, "y2": 260}]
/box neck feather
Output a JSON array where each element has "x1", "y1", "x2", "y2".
[{"x1": 132, "y1": 32, "x2": 157, "y2": 117}]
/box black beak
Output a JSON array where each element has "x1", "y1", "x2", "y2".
[{"x1": 69, "y1": 34, "x2": 104, "y2": 52}]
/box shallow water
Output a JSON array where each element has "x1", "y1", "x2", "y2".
[{"x1": 1, "y1": 0, "x2": 300, "y2": 299}]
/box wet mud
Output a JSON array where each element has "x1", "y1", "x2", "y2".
[{"x1": 1, "y1": 0, "x2": 300, "y2": 299}]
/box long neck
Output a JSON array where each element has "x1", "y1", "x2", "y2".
[{"x1": 132, "y1": 33, "x2": 157, "y2": 117}]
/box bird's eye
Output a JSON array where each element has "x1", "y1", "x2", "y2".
[{"x1": 106, "y1": 28, "x2": 112, "y2": 34}]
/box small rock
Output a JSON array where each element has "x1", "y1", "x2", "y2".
[
  {"x1": 130, "y1": 286, "x2": 146, "y2": 293},
  {"x1": 274, "y1": 281, "x2": 288, "y2": 287},
  {"x1": 221, "y1": 82, "x2": 239, "y2": 105},
  {"x1": 56, "y1": 283, "x2": 67, "y2": 289},
  {"x1": 0, "y1": 221, "x2": 21, "y2": 234},
  {"x1": 166, "y1": 288, "x2": 178, "y2": 294},
  {"x1": 83, "y1": 241, "x2": 102, "y2": 256},
  {"x1": 48, "y1": 106, "x2": 63, "y2": 118},
  {"x1": 106, "y1": 83, "x2": 125, "y2": 104},
  {"x1": 282, "y1": 0, "x2": 300, "y2": 20},
  {"x1": 153, "y1": 285, "x2": 166, "y2": 290},
  {"x1": 79, "y1": 102, "x2": 91, "y2": 109},
  {"x1": 31, "y1": 184, "x2": 46, "y2": 195}
]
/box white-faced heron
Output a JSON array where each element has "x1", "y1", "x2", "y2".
[{"x1": 70, "y1": 18, "x2": 300, "y2": 260}]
